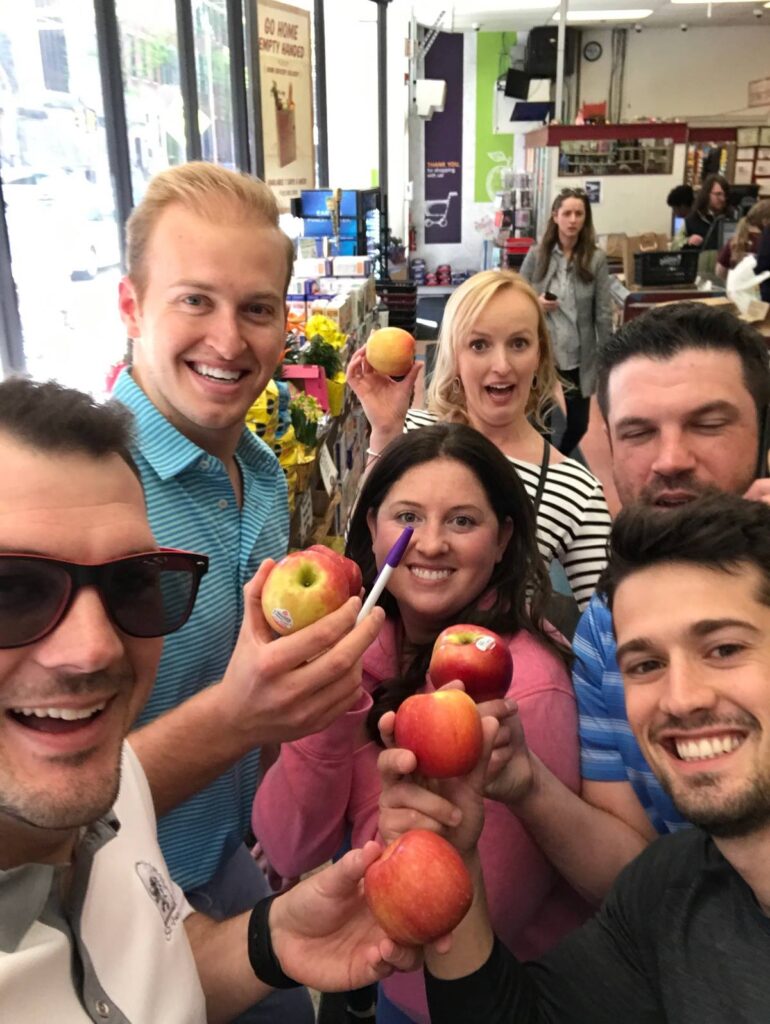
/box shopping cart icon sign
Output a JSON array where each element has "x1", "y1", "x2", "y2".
[{"x1": 424, "y1": 191, "x2": 458, "y2": 229}]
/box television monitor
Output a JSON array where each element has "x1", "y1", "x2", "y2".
[
  {"x1": 510, "y1": 101, "x2": 554, "y2": 123},
  {"x1": 729, "y1": 183, "x2": 759, "y2": 214},
  {"x1": 504, "y1": 69, "x2": 530, "y2": 99},
  {"x1": 672, "y1": 214, "x2": 685, "y2": 237},
  {"x1": 718, "y1": 218, "x2": 738, "y2": 249}
]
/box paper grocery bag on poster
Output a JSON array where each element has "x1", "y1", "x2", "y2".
[{"x1": 621, "y1": 233, "x2": 669, "y2": 287}]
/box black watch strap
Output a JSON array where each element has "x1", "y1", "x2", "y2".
[{"x1": 247, "y1": 894, "x2": 301, "y2": 989}]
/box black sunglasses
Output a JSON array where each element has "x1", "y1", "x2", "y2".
[
  {"x1": 0, "y1": 549, "x2": 209, "y2": 649},
  {"x1": 557, "y1": 187, "x2": 587, "y2": 198}
]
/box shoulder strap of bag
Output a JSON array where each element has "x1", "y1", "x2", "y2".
[{"x1": 533, "y1": 440, "x2": 551, "y2": 512}]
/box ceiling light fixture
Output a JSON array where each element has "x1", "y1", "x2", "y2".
[
  {"x1": 552, "y1": 8, "x2": 653, "y2": 19},
  {"x1": 669, "y1": 0, "x2": 758, "y2": 4}
]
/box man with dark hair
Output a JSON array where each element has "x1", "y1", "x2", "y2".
[
  {"x1": 423, "y1": 493, "x2": 770, "y2": 1022},
  {"x1": 480, "y1": 302, "x2": 770, "y2": 906},
  {"x1": 0, "y1": 376, "x2": 414, "y2": 1021},
  {"x1": 666, "y1": 183, "x2": 694, "y2": 219}
]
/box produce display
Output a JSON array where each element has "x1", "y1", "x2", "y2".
[
  {"x1": 364, "y1": 830, "x2": 473, "y2": 945},
  {"x1": 429, "y1": 624, "x2": 513, "y2": 703},
  {"x1": 393, "y1": 689, "x2": 483, "y2": 779}
]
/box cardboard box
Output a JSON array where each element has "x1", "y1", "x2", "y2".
[
  {"x1": 293, "y1": 257, "x2": 332, "y2": 278},
  {"x1": 332, "y1": 256, "x2": 372, "y2": 277}
]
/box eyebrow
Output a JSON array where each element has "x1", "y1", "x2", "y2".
[
  {"x1": 469, "y1": 328, "x2": 535, "y2": 340},
  {"x1": 388, "y1": 501, "x2": 484, "y2": 515},
  {"x1": 613, "y1": 400, "x2": 740, "y2": 433},
  {"x1": 616, "y1": 618, "x2": 761, "y2": 662},
  {"x1": 168, "y1": 279, "x2": 282, "y2": 301}
]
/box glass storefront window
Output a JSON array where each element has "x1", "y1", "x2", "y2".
[
  {"x1": 0, "y1": 0, "x2": 125, "y2": 396},
  {"x1": 117, "y1": 0, "x2": 185, "y2": 202},
  {"x1": 193, "y1": 0, "x2": 235, "y2": 168}
]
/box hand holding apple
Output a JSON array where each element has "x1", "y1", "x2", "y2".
[
  {"x1": 429, "y1": 625, "x2": 513, "y2": 703},
  {"x1": 261, "y1": 548, "x2": 351, "y2": 635},
  {"x1": 393, "y1": 689, "x2": 483, "y2": 779},
  {"x1": 365, "y1": 327, "x2": 416, "y2": 379},
  {"x1": 364, "y1": 830, "x2": 473, "y2": 945}
]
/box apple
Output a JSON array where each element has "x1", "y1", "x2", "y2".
[
  {"x1": 307, "y1": 544, "x2": 363, "y2": 597},
  {"x1": 364, "y1": 829, "x2": 473, "y2": 945},
  {"x1": 366, "y1": 327, "x2": 416, "y2": 378},
  {"x1": 394, "y1": 689, "x2": 483, "y2": 779},
  {"x1": 261, "y1": 549, "x2": 350, "y2": 635},
  {"x1": 429, "y1": 624, "x2": 513, "y2": 703}
]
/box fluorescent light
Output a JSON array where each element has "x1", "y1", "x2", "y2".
[
  {"x1": 670, "y1": 0, "x2": 759, "y2": 4},
  {"x1": 553, "y1": 8, "x2": 652, "y2": 19}
]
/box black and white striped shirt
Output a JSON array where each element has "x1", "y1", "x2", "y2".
[{"x1": 404, "y1": 409, "x2": 611, "y2": 610}]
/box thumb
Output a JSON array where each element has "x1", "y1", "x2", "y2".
[{"x1": 468, "y1": 717, "x2": 499, "y2": 790}]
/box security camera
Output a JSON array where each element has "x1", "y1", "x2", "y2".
[
  {"x1": 754, "y1": 7, "x2": 763, "y2": 17},
  {"x1": 679, "y1": 22, "x2": 688, "y2": 30},
  {"x1": 471, "y1": 21, "x2": 481, "y2": 31},
  {"x1": 633, "y1": 22, "x2": 642, "y2": 32}
]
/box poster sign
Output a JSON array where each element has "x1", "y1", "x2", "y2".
[
  {"x1": 257, "y1": 1, "x2": 315, "y2": 210},
  {"x1": 424, "y1": 32, "x2": 463, "y2": 244},
  {"x1": 584, "y1": 180, "x2": 602, "y2": 204},
  {"x1": 748, "y1": 77, "x2": 770, "y2": 109}
]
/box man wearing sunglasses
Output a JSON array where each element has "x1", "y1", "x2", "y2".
[
  {"x1": 0, "y1": 377, "x2": 418, "y2": 1021},
  {"x1": 112, "y1": 163, "x2": 382, "y2": 1023}
]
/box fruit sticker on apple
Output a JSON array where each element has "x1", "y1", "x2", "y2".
[
  {"x1": 394, "y1": 689, "x2": 483, "y2": 779},
  {"x1": 429, "y1": 624, "x2": 513, "y2": 703},
  {"x1": 365, "y1": 327, "x2": 416, "y2": 379},
  {"x1": 261, "y1": 548, "x2": 351, "y2": 635},
  {"x1": 364, "y1": 830, "x2": 473, "y2": 945}
]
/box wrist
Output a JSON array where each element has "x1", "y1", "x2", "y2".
[
  {"x1": 248, "y1": 894, "x2": 300, "y2": 989},
  {"x1": 368, "y1": 427, "x2": 402, "y2": 455},
  {"x1": 209, "y1": 679, "x2": 266, "y2": 757},
  {"x1": 504, "y1": 751, "x2": 540, "y2": 811}
]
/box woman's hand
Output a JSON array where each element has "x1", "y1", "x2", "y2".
[
  {"x1": 538, "y1": 293, "x2": 559, "y2": 313},
  {"x1": 686, "y1": 234, "x2": 704, "y2": 247},
  {"x1": 478, "y1": 700, "x2": 536, "y2": 807},
  {"x1": 346, "y1": 344, "x2": 424, "y2": 447}
]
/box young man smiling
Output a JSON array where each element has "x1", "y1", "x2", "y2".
[
  {"x1": 113, "y1": 163, "x2": 381, "y2": 1022},
  {"x1": 0, "y1": 378, "x2": 414, "y2": 1023},
  {"x1": 423, "y1": 493, "x2": 770, "y2": 1022},
  {"x1": 480, "y1": 302, "x2": 770, "y2": 906}
]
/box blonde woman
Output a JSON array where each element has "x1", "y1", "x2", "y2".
[
  {"x1": 716, "y1": 199, "x2": 770, "y2": 281},
  {"x1": 347, "y1": 270, "x2": 611, "y2": 610}
]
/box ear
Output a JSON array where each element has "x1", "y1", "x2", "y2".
[
  {"x1": 496, "y1": 516, "x2": 514, "y2": 562},
  {"x1": 119, "y1": 276, "x2": 142, "y2": 339}
]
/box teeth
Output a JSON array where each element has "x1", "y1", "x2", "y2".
[
  {"x1": 674, "y1": 734, "x2": 742, "y2": 762},
  {"x1": 409, "y1": 567, "x2": 452, "y2": 580},
  {"x1": 192, "y1": 363, "x2": 242, "y2": 382},
  {"x1": 12, "y1": 701, "x2": 107, "y2": 721}
]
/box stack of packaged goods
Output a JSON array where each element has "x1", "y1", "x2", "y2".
[{"x1": 436, "y1": 263, "x2": 452, "y2": 286}]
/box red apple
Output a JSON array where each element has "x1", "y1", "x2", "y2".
[
  {"x1": 307, "y1": 544, "x2": 363, "y2": 597},
  {"x1": 366, "y1": 327, "x2": 416, "y2": 378},
  {"x1": 364, "y1": 830, "x2": 473, "y2": 945},
  {"x1": 261, "y1": 549, "x2": 350, "y2": 635},
  {"x1": 429, "y1": 625, "x2": 513, "y2": 703},
  {"x1": 394, "y1": 689, "x2": 483, "y2": 778}
]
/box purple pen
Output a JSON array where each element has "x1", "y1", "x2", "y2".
[{"x1": 355, "y1": 525, "x2": 414, "y2": 623}]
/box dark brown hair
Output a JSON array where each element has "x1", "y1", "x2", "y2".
[
  {"x1": 693, "y1": 173, "x2": 729, "y2": 218},
  {"x1": 535, "y1": 187, "x2": 597, "y2": 283}
]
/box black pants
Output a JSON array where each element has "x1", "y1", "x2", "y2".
[{"x1": 553, "y1": 367, "x2": 591, "y2": 456}]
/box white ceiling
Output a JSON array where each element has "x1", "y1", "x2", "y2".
[{"x1": 413, "y1": 0, "x2": 770, "y2": 30}]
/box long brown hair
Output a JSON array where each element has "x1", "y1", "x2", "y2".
[
  {"x1": 535, "y1": 187, "x2": 597, "y2": 283},
  {"x1": 693, "y1": 173, "x2": 729, "y2": 218},
  {"x1": 732, "y1": 199, "x2": 770, "y2": 264}
]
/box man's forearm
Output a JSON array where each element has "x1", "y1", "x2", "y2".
[
  {"x1": 185, "y1": 910, "x2": 270, "y2": 1024},
  {"x1": 510, "y1": 757, "x2": 649, "y2": 904},
  {"x1": 131, "y1": 682, "x2": 256, "y2": 816}
]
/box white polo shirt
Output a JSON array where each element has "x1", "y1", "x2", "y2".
[{"x1": 0, "y1": 743, "x2": 206, "y2": 1022}]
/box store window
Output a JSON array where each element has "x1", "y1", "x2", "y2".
[
  {"x1": 0, "y1": 0, "x2": 125, "y2": 395},
  {"x1": 117, "y1": 0, "x2": 185, "y2": 202},
  {"x1": 193, "y1": 0, "x2": 235, "y2": 167}
]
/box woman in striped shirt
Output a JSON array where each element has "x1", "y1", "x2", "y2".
[{"x1": 346, "y1": 269, "x2": 611, "y2": 610}]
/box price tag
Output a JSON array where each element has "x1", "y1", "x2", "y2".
[{"x1": 318, "y1": 443, "x2": 338, "y2": 495}]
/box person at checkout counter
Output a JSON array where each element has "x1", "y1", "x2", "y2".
[{"x1": 683, "y1": 173, "x2": 734, "y2": 251}]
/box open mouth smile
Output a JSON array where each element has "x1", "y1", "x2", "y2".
[
  {"x1": 188, "y1": 362, "x2": 249, "y2": 384},
  {"x1": 7, "y1": 699, "x2": 111, "y2": 736},
  {"x1": 660, "y1": 731, "x2": 748, "y2": 765}
]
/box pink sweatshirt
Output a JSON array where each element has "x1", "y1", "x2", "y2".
[{"x1": 253, "y1": 619, "x2": 590, "y2": 1024}]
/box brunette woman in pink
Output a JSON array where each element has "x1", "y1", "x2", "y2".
[{"x1": 252, "y1": 423, "x2": 590, "y2": 1023}]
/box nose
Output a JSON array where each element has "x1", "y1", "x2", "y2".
[
  {"x1": 412, "y1": 520, "x2": 450, "y2": 557},
  {"x1": 35, "y1": 587, "x2": 125, "y2": 675},
  {"x1": 208, "y1": 307, "x2": 246, "y2": 361},
  {"x1": 658, "y1": 654, "x2": 717, "y2": 720},
  {"x1": 490, "y1": 343, "x2": 512, "y2": 375},
  {"x1": 650, "y1": 427, "x2": 696, "y2": 479}
]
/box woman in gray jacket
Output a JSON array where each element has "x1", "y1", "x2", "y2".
[{"x1": 520, "y1": 187, "x2": 612, "y2": 456}]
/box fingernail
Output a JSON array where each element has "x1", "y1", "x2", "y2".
[{"x1": 450, "y1": 809, "x2": 462, "y2": 825}]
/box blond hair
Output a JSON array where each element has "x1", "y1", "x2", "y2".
[
  {"x1": 428, "y1": 270, "x2": 558, "y2": 430},
  {"x1": 732, "y1": 199, "x2": 770, "y2": 264},
  {"x1": 125, "y1": 161, "x2": 295, "y2": 298}
]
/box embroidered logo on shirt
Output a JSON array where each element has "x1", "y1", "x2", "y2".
[{"x1": 135, "y1": 861, "x2": 181, "y2": 940}]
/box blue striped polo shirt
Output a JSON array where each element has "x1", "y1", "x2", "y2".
[
  {"x1": 114, "y1": 369, "x2": 289, "y2": 890},
  {"x1": 573, "y1": 592, "x2": 688, "y2": 835}
]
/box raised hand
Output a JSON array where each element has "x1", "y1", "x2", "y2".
[{"x1": 346, "y1": 345, "x2": 424, "y2": 451}]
